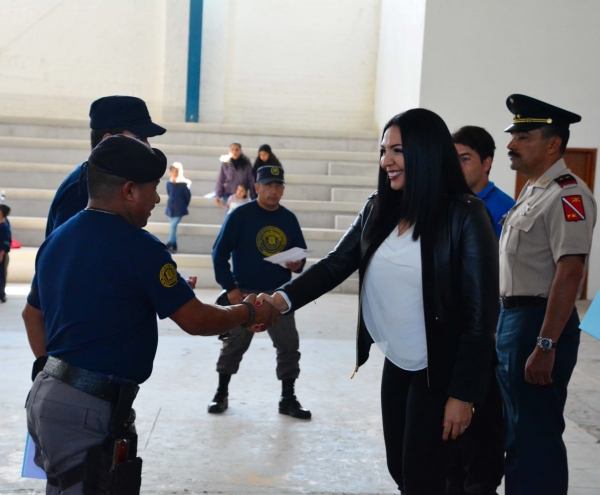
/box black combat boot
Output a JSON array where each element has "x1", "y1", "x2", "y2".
[
  {"x1": 279, "y1": 378, "x2": 311, "y2": 420},
  {"x1": 207, "y1": 373, "x2": 230, "y2": 414}
]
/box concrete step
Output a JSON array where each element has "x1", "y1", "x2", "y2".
[
  {"x1": 335, "y1": 215, "x2": 357, "y2": 231},
  {"x1": 0, "y1": 137, "x2": 378, "y2": 176},
  {"x1": 9, "y1": 216, "x2": 346, "y2": 258},
  {"x1": 0, "y1": 115, "x2": 379, "y2": 152},
  {"x1": 328, "y1": 161, "x2": 376, "y2": 177},
  {"x1": 0, "y1": 162, "x2": 377, "y2": 201},
  {"x1": 1, "y1": 188, "x2": 365, "y2": 229},
  {"x1": 7, "y1": 247, "x2": 359, "y2": 293},
  {"x1": 331, "y1": 187, "x2": 375, "y2": 202}
]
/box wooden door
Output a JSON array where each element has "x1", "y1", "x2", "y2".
[{"x1": 514, "y1": 148, "x2": 596, "y2": 299}]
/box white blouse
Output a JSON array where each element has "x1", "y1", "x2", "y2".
[{"x1": 362, "y1": 225, "x2": 428, "y2": 371}]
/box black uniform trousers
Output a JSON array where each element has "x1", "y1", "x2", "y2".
[
  {"x1": 496, "y1": 305, "x2": 580, "y2": 495},
  {"x1": 381, "y1": 359, "x2": 457, "y2": 495}
]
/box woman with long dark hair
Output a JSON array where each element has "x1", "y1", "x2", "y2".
[
  {"x1": 252, "y1": 144, "x2": 283, "y2": 179},
  {"x1": 258, "y1": 109, "x2": 499, "y2": 494}
]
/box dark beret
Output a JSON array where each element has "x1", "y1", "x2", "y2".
[
  {"x1": 89, "y1": 95, "x2": 166, "y2": 137},
  {"x1": 504, "y1": 94, "x2": 581, "y2": 132},
  {"x1": 88, "y1": 135, "x2": 167, "y2": 183}
]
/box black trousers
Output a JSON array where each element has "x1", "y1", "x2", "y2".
[
  {"x1": 0, "y1": 253, "x2": 8, "y2": 299},
  {"x1": 446, "y1": 366, "x2": 504, "y2": 495},
  {"x1": 381, "y1": 359, "x2": 457, "y2": 495}
]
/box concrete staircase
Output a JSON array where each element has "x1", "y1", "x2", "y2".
[{"x1": 0, "y1": 116, "x2": 379, "y2": 292}]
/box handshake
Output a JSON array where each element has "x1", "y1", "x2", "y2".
[{"x1": 224, "y1": 289, "x2": 291, "y2": 332}]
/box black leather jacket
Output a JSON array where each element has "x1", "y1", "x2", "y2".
[{"x1": 281, "y1": 193, "x2": 499, "y2": 404}]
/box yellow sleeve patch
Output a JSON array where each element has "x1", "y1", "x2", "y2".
[{"x1": 159, "y1": 263, "x2": 178, "y2": 288}]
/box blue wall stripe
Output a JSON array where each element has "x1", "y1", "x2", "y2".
[{"x1": 186, "y1": 0, "x2": 204, "y2": 122}]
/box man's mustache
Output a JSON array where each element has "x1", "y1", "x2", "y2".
[{"x1": 508, "y1": 151, "x2": 521, "y2": 159}]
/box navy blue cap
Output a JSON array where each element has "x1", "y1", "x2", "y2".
[
  {"x1": 504, "y1": 94, "x2": 581, "y2": 132},
  {"x1": 88, "y1": 135, "x2": 167, "y2": 183},
  {"x1": 256, "y1": 166, "x2": 284, "y2": 184},
  {"x1": 89, "y1": 96, "x2": 166, "y2": 137}
]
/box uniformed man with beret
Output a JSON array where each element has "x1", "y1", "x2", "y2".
[
  {"x1": 496, "y1": 94, "x2": 597, "y2": 495},
  {"x1": 45, "y1": 95, "x2": 166, "y2": 236},
  {"x1": 23, "y1": 135, "x2": 279, "y2": 494}
]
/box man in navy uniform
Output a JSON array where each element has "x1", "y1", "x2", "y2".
[
  {"x1": 45, "y1": 95, "x2": 166, "y2": 236},
  {"x1": 496, "y1": 94, "x2": 596, "y2": 494},
  {"x1": 23, "y1": 136, "x2": 279, "y2": 494},
  {"x1": 208, "y1": 166, "x2": 311, "y2": 419}
]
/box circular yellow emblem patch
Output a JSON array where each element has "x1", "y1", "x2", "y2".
[
  {"x1": 256, "y1": 226, "x2": 287, "y2": 257},
  {"x1": 159, "y1": 263, "x2": 178, "y2": 288},
  {"x1": 271, "y1": 167, "x2": 280, "y2": 176}
]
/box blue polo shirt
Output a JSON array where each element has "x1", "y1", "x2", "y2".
[
  {"x1": 477, "y1": 181, "x2": 515, "y2": 238},
  {"x1": 29, "y1": 210, "x2": 195, "y2": 383},
  {"x1": 45, "y1": 163, "x2": 89, "y2": 237}
]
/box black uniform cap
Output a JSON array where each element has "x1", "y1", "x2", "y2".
[
  {"x1": 88, "y1": 135, "x2": 167, "y2": 183},
  {"x1": 256, "y1": 165, "x2": 285, "y2": 184},
  {"x1": 89, "y1": 95, "x2": 166, "y2": 137},
  {"x1": 504, "y1": 94, "x2": 581, "y2": 132}
]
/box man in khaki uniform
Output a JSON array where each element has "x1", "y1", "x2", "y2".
[{"x1": 496, "y1": 94, "x2": 596, "y2": 495}]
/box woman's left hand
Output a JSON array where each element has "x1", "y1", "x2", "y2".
[{"x1": 442, "y1": 397, "x2": 474, "y2": 441}]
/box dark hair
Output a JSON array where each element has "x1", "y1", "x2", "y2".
[
  {"x1": 541, "y1": 125, "x2": 569, "y2": 154},
  {"x1": 230, "y1": 141, "x2": 242, "y2": 149},
  {"x1": 0, "y1": 204, "x2": 10, "y2": 217},
  {"x1": 87, "y1": 162, "x2": 128, "y2": 200},
  {"x1": 253, "y1": 143, "x2": 283, "y2": 177},
  {"x1": 452, "y1": 126, "x2": 496, "y2": 161},
  {"x1": 90, "y1": 128, "x2": 125, "y2": 149},
  {"x1": 373, "y1": 108, "x2": 470, "y2": 240}
]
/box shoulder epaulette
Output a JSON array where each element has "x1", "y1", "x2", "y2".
[{"x1": 554, "y1": 174, "x2": 578, "y2": 188}]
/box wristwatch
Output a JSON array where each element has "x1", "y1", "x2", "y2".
[{"x1": 536, "y1": 336, "x2": 556, "y2": 351}]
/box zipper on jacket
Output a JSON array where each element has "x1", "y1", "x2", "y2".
[{"x1": 351, "y1": 284, "x2": 365, "y2": 379}]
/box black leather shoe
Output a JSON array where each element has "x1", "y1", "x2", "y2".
[
  {"x1": 279, "y1": 395, "x2": 311, "y2": 420},
  {"x1": 207, "y1": 391, "x2": 228, "y2": 414}
]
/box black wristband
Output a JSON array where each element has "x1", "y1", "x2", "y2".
[
  {"x1": 32, "y1": 356, "x2": 48, "y2": 382},
  {"x1": 239, "y1": 301, "x2": 256, "y2": 328}
]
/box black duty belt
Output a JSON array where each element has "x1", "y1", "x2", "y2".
[
  {"x1": 499, "y1": 296, "x2": 548, "y2": 309},
  {"x1": 43, "y1": 356, "x2": 138, "y2": 403}
]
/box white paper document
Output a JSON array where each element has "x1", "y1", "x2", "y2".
[{"x1": 264, "y1": 247, "x2": 311, "y2": 268}]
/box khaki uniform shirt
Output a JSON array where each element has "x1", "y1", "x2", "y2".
[{"x1": 499, "y1": 158, "x2": 596, "y2": 297}]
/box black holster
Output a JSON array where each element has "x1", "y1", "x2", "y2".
[{"x1": 82, "y1": 385, "x2": 143, "y2": 495}]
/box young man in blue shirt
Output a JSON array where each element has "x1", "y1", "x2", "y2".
[
  {"x1": 209, "y1": 166, "x2": 312, "y2": 419},
  {"x1": 449, "y1": 126, "x2": 515, "y2": 495},
  {"x1": 454, "y1": 126, "x2": 515, "y2": 237}
]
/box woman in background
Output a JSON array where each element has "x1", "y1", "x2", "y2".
[
  {"x1": 165, "y1": 162, "x2": 192, "y2": 254},
  {"x1": 252, "y1": 144, "x2": 283, "y2": 180},
  {"x1": 260, "y1": 109, "x2": 499, "y2": 494},
  {"x1": 215, "y1": 142, "x2": 255, "y2": 204}
]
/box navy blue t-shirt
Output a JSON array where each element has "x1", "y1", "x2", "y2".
[
  {"x1": 212, "y1": 200, "x2": 307, "y2": 292},
  {"x1": 45, "y1": 163, "x2": 89, "y2": 237},
  {"x1": 28, "y1": 210, "x2": 195, "y2": 383}
]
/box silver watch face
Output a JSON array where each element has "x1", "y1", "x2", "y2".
[{"x1": 539, "y1": 338, "x2": 553, "y2": 350}]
